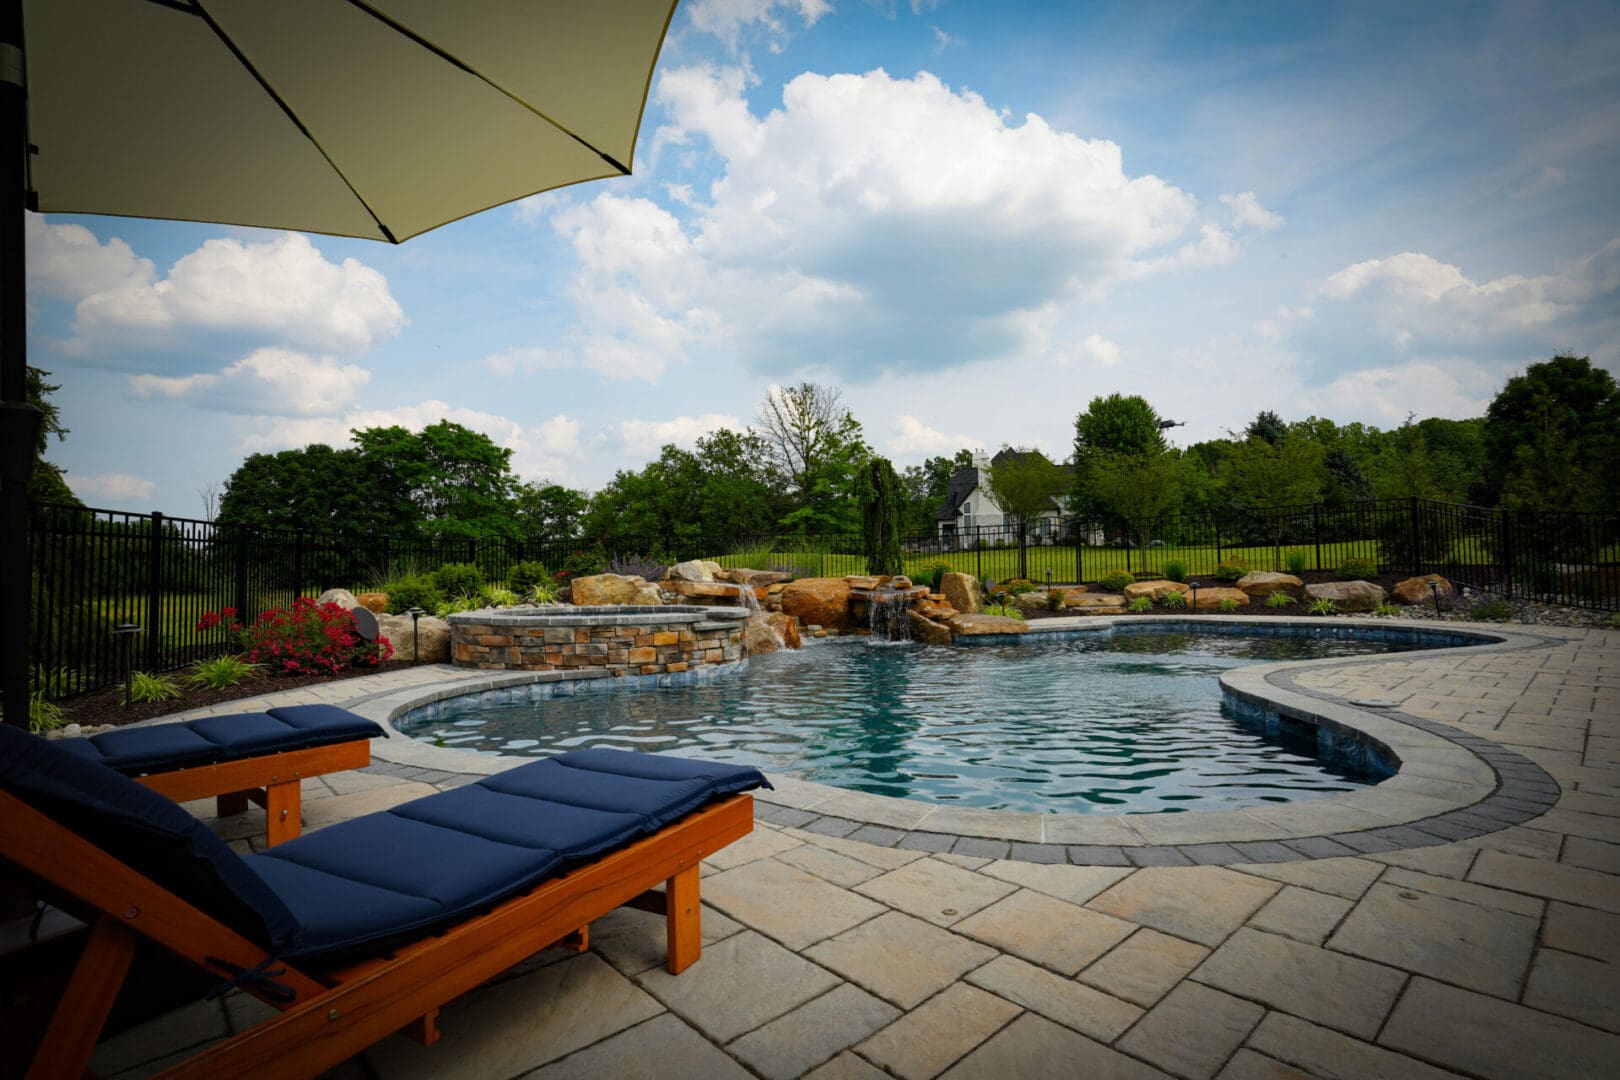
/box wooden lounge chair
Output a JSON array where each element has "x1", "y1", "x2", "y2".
[
  {"x1": 0, "y1": 723, "x2": 766, "y2": 1078},
  {"x1": 52, "y1": 704, "x2": 384, "y2": 846}
]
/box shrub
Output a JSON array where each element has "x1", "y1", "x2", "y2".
[
  {"x1": 1212, "y1": 557, "x2": 1248, "y2": 582},
  {"x1": 1265, "y1": 591, "x2": 1296, "y2": 609},
  {"x1": 382, "y1": 574, "x2": 445, "y2": 615},
  {"x1": 1308, "y1": 598, "x2": 1338, "y2": 616},
  {"x1": 1470, "y1": 597, "x2": 1515, "y2": 622},
  {"x1": 485, "y1": 587, "x2": 519, "y2": 608},
  {"x1": 1284, "y1": 549, "x2": 1309, "y2": 575},
  {"x1": 431, "y1": 562, "x2": 485, "y2": 599},
  {"x1": 202, "y1": 597, "x2": 393, "y2": 676},
  {"x1": 507, "y1": 560, "x2": 551, "y2": 595},
  {"x1": 1046, "y1": 589, "x2": 1066, "y2": 611},
  {"x1": 1004, "y1": 579, "x2": 1038, "y2": 596},
  {"x1": 982, "y1": 602, "x2": 1021, "y2": 617},
  {"x1": 1217, "y1": 597, "x2": 1241, "y2": 613},
  {"x1": 129, "y1": 671, "x2": 183, "y2": 704},
  {"x1": 1162, "y1": 560, "x2": 1188, "y2": 583},
  {"x1": 1100, "y1": 570, "x2": 1135, "y2": 592},
  {"x1": 1127, "y1": 596, "x2": 1153, "y2": 613},
  {"x1": 434, "y1": 594, "x2": 489, "y2": 618},
  {"x1": 557, "y1": 546, "x2": 608, "y2": 583},
  {"x1": 188, "y1": 655, "x2": 263, "y2": 690},
  {"x1": 922, "y1": 560, "x2": 953, "y2": 591},
  {"x1": 1374, "y1": 602, "x2": 1401, "y2": 617},
  {"x1": 1336, "y1": 556, "x2": 1378, "y2": 582},
  {"x1": 1160, "y1": 590, "x2": 1188, "y2": 609},
  {"x1": 609, "y1": 553, "x2": 669, "y2": 581}
]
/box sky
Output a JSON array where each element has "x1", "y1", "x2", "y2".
[{"x1": 26, "y1": 0, "x2": 1620, "y2": 518}]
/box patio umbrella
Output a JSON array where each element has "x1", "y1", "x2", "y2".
[{"x1": 0, "y1": 0, "x2": 679, "y2": 725}]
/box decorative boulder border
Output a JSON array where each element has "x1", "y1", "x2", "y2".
[
  {"x1": 1123, "y1": 580, "x2": 1190, "y2": 602},
  {"x1": 1305, "y1": 581, "x2": 1386, "y2": 612},
  {"x1": 940, "y1": 572, "x2": 983, "y2": 616},
  {"x1": 1235, "y1": 572, "x2": 1302, "y2": 598},
  {"x1": 722, "y1": 568, "x2": 792, "y2": 587},
  {"x1": 570, "y1": 573, "x2": 664, "y2": 607},
  {"x1": 908, "y1": 610, "x2": 954, "y2": 645},
  {"x1": 1065, "y1": 593, "x2": 1127, "y2": 615},
  {"x1": 378, "y1": 613, "x2": 452, "y2": 663},
  {"x1": 665, "y1": 560, "x2": 717, "y2": 583},
  {"x1": 315, "y1": 588, "x2": 360, "y2": 610},
  {"x1": 1191, "y1": 586, "x2": 1249, "y2": 611},
  {"x1": 945, "y1": 613, "x2": 1029, "y2": 635},
  {"x1": 1393, "y1": 574, "x2": 1455, "y2": 607},
  {"x1": 780, "y1": 577, "x2": 854, "y2": 630}
]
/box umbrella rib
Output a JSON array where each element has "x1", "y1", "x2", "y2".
[
  {"x1": 190, "y1": 1, "x2": 399, "y2": 242},
  {"x1": 340, "y1": 0, "x2": 631, "y2": 175}
]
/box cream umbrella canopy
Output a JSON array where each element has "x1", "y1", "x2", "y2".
[{"x1": 0, "y1": 0, "x2": 679, "y2": 725}]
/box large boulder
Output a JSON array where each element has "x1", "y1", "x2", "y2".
[
  {"x1": 354, "y1": 591, "x2": 390, "y2": 614},
  {"x1": 744, "y1": 618, "x2": 784, "y2": 655},
  {"x1": 1065, "y1": 593, "x2": 1126, "y2": 614},
  {"x1": 908, "y1": 610, "x2": 954, "y2": 645},
  {"x1": 1305, "y1": 581, "x2": 1386, "y2": 612},
  {"x1": 766, "y1": 613, "x2": 802, "y2": 649},
  {"x1": 780, "y1": 577, "x2": 853, "y2": 630},
  {"x1": 946, "y1": 613, "x2": 1029, "y2": 635},
  {"x1": 665, "y1": 560, "x2": 717, "y2": 583},
  {"x1": 1192, "y1": 586, "x2": 1250, "y2": 611},
  {"x1": 723, "y1": 568, "x2": 792, "y2": 587},
  {"x1": 1124, "y1": 580, "x2": 1190, "y2": 602},
  {"x1": 571, "y1": 574, "x2": 664, "y2": 607},
  {"x1": 941, "y1": 572, "x2": 983, "y2": 615},
  {"x1": 1393, "y1": 574, "x2": 1455, "y2": 607},
  {"x1": 315, "y1": 588, "x2": 360, "y2": 610},
  {"x1": 1235, "y1": 572, "x2": 1302, "y2": 598},
  {"x1": 1012, "y1": 591, "x2": 1058, "y2": 615},
  {"x1": 378, "y1": 613, "x2": 451, "y2": 663}
]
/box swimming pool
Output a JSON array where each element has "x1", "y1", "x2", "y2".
[{"x1": 397, "y1": 626, "x2": 1442, "y2": 814}]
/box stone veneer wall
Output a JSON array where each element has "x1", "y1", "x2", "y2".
[{"x1": 448, "y1": 605, "x2": 747, "y2": 677}]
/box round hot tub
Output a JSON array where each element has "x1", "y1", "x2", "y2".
[{"x1": 447, "y1": 605, "x2": 749, "y2": 678}]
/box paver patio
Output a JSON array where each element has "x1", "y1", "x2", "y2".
[{"x1": 77, "y1": 618, "x2": 1620, "y2": 1078}]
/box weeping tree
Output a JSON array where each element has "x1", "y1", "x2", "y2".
[{"x1": 859, "y1": 457, "x2": 905, "y2": 577}]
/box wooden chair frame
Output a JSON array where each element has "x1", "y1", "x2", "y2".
[
  {"x1": 0, "y1": 786, "x2": 753, "y2": 1079},
  {"x1": 133, "y1": 739, "x2": 373, "y2": 846}
]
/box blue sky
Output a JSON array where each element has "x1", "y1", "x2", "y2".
[{"x1": 27, "y1": 0, "x2": 1620, "y2": 517}]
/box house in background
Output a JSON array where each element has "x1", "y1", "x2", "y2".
[{"x1": 935, "y1": 449, "x2": 1076, "y2": 549}]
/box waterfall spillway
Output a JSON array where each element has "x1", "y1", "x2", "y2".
[{"x1": 867, "y1": 589, "x2": 913, "y2": 643}]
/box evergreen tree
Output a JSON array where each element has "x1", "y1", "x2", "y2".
[{"x1": 859, "y1": 457, "x2": 905, "y2": 576}]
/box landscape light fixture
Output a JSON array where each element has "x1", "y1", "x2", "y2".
[
  {"x1": 1045, "y1": 568, "x2": 1053, "y2": 588},
  {"x1": 1189, "y1": 583, "x2": 1200, "y2": 612},
  {"x1": 112, "y1": 622, "x2": 142, "y2": 708},
  {"x1": 405, "y1": 607, "x2": 426, "y2": 663},
  {"x1": 1428, "y1": 580, "x2": 1443, "y2": 617}
]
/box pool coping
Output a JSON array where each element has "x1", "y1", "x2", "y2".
[{"x1": 326, "y1": 614, "x2": 1564, "y2": 866}]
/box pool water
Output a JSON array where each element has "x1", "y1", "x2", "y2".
[{"x1": 400, "y1": 630, "x2": 1427, "y2": 814}]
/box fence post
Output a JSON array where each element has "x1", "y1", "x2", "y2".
[
  {"x1": 144, "y1": 511, "x2": 163, "y2": 672},
  {"x1": 1074, "y1": 520, "x2": 1082, "y2": 584},
  {"x1": 468, "y1": 536, "x2": 478, "y2": 566},
  {"x1": 1214, "y1": 516, "x2": 1223, "y2": 565},
  {"x1": 1312, "y1": 503, "x2": 1323, "y2": 573},
  {"x1": 292, "y1": 529, "x2": 305, "y2": 601},
  {"x1": 1406, "y1": 497, "x2": 1421, "y2": 575},
  {"x1": 234, "y1": 528, "x2": 249, "y2": 618}
]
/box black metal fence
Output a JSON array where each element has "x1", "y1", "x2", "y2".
[{"x1": 25, "y1": 497, "x2": 1619, "y2": 698}]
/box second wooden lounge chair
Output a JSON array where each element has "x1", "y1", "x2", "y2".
[{"x1": 0, "y1": 723, "x2": 768, "y2": 1078}]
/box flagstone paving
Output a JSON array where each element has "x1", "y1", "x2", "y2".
[{"x1": 84, "y1": 619, "x2": 1620, "y2": 1078}]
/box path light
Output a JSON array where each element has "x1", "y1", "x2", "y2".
[
  {"x1": 1189, "y1": 582, "x2": 1200, "y2": 613},
  {"x1": 112, "y1": 623, "x2": 142, "y2": 708},
  {"x1": 405, "y1": 607, "x2": 426, "y2": 663},
  {"x1": 1045, "y1": 568, "x2": 1053, "y2": 588},
  {"x1": 1428, "y1": 580, "x2": 1443, "y2": 617}
]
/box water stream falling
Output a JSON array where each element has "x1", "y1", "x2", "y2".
[{"x1": 866, "y1": 589, "x2": 913, "y2": 643}]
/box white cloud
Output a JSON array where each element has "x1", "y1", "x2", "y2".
[
  {"x1": 1076, "y1": 333, "x2": 1122, "y2": 366},
  {"x1": 58, "y1": 230, "x2": 404, "y2": 358},
  {"x1": 25, "y1": 215, "x2": 153, "y2": 300},
  {"x1": 129, "y1": 348, "x2": 370, "y2": 416},
  {"x1": 1512, "y1": 165, "x2": 1568, "y2": 199},
  {"x1": 553, "y1": 67, "x2": 1241, "y2": 382},
  {"x1": 929, "y1": 25, "x2": 960, "y2": 53},
  {"x1": 1219, "y1": 191, "x2": 1284, "y2": 231},
  {"x1": 685, "y1": 0, "x2": 831, "y2": 52},
  {"x1": 611, "y1": 413, "x2": 745, "y2": 457},
  {"x1": 481, "y1": 347, "x2": 575, "y2": 376},
  {"x1": 1301, "y1": 363, "x2": 1491, "y2": 425},
  {"x1": 68, "y1": 472, "x2": 156, "y2": 502},
  {"x1": 888, "y1": 414, "x2": 983, "y2": 457}
]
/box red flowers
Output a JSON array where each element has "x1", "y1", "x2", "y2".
[{"x1": 196, "y1": 597, "x2": 393, "y2": 676}]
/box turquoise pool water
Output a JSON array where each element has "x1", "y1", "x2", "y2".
[{"x1": 400, "y1": 627, "x2": 1439, "y2": 814}]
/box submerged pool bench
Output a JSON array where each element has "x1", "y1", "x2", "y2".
[
  {"x1": 0, "y1": 724, "x2": 769, "y2": 1077},
  {"x1": 54, "y1": 704, "x2": 384, "y2": 846}
]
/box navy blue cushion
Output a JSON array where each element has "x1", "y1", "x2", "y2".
[
  {"x1": 244, "y1": 856, "x2": 444, "y2": 959},
  {"x1": 0, "y1": 725, "x2": 299, "y2": 952},
  {"x1": 390, "y1": 785, "x2": 644, "y2": 859},
  {"x1": 62, "y1": 706, "x2": 385, "y2": 775},
  {"x1": 482, "y1": 759, "x2": 715, "y2": 828}
]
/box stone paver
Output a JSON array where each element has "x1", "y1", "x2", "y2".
[
  {"x1": 804, "y1": 911, "x2": 997, "y2": 1009},
  {"x1": 81, "y1": 623, "x2": 1620, "y2": 1079}
]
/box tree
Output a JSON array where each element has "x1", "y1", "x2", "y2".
[
  {"x1": 1482, "y1": 354, "x2": 1618, "y2": 512},
  {"x1": 1087, "y1": 451, "x2": 1186, "y2": 549},
  {"x1": 1072, "y1": 394, "x2": 1168, "y2": 518},
  {"x1": 755, "y1": 383, "x2": 869, "y2": 534},
  {"x1": 352, "y1": 421, "x2": 519, "y2": 539},
  {"x1": 1370, "y1": 416, "x2": 1438, "y2": 501},
  {"x1": 1246, "y1": 410, "x2": 1288, "y2": 446},
  {"x1": 983, "y1": 448, "x2": 1069, "y2": 534},
  {"x1": 900, "y1": 447, "x2": 976, "y2": 534},
  {"x1": 218, "y1": 444, "x2": 376, "y2": 534},
  {"x1": 1218, "y1": 433, "x2": 1325, "y2": 509},
  {"x1": 25, "y1": 367, "x2": 79, "y2": 506},
  {"x1": 512, "y1": 482, "x2": 588, "y2": 543},
  {"x1": 859, "y1": 457, "x2": 905, "y2": 576}
]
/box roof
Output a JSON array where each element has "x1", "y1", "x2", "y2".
[{"x1": 936, "y1": 450, "x2": 1074, "y2": 522}]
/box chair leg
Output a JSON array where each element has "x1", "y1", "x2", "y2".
[
  {"x1": 263, "y1": 781, "x2": 300, "y2": 846},
  {"x1": 665, "y1": 864, "x2": 701, "y2": 974},
  {"x1": 26, "y1": 913, "x2": 137, "y2": 1080},
  {"x1": 216, "y1": 791, "x2": 250, "y2": 817}
]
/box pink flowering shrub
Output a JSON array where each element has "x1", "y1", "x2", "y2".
[{"x1": 197, "y1": 597, "x2": 391, "y2": 675}]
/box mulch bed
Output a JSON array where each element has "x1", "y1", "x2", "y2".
[{"x1": 60, "y1": 660, "x2": 421, "y2": 729}]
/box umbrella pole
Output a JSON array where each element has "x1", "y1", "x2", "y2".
[{"x1": 0, "y1": 0, "x2": 37, "y2": 729}]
